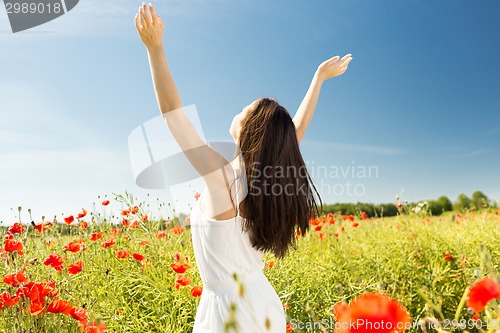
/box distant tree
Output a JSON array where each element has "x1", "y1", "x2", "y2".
[
  {"x1": 426, "y1": 200, "x2": 440, "y2": 215},
  {"x1": 436, "y1": 196, "x2": 453, "y2": 212},
  {"x1": 376, "y1": 204, "x2": 398, "y2": 217},
  {"x1": 453, "y1": 193, "x2": 471, "y2": 211},
  {"x1": 471, "y1": 190, "x2": 490, "y2": 210},
  {"x1": 424, "y1": 196, "x2": 452, "y2": 216}
]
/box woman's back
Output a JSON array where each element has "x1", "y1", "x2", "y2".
[
  {"x1": 190, "y1": 173, "x2": 287, "y2": 333},
  {"x1": 190, "y1": 180, "x2": 264, "y2": 282}
]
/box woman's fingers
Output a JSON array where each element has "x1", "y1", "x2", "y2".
[
  {"x1": 329, "y1": 55, "x2": 340, "y2": 63},
  {"x1": 149, "y1": 3, "x2": 158, "y2": 25},
  {"x1": 140, "y1": 3, "x2": 151, "y2": 28},
  {"x1": 341, "y1": 53, "x2": 352, "y2": 61},
  {"x1": 139, "y1": 6, "x2": 147, "y2": 29},
  {"x1": 134, "y1": 13, "x2": 142, "y2": 32}
]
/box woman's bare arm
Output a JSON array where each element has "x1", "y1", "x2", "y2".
[
  {"x1": 136, "y1": 3, "x2": 181, "y2": 113},
  {"x1": 135, "y1": 3, "x2": 234, "y2": 190},
  {"x1": 293, "y1": 53, "x2": 353, "y2": 144}
]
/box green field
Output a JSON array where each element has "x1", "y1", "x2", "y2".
[{"x1": 1, "y1": 197, "x2": 499, "y2": 333}]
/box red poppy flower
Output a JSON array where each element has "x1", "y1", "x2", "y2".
[
  {"x1": 47, "y1": 298, "x2": 73, "y2": 315},
  {"x1": 317, "y1": 232, "x2": 326, "y2": 241},
  {"x1": 360, "y1": 212, "x2": 368, "y2": 220},
  {"x1": 30, "y1": 299, "x2": 45, "y2": 316},
  {"x1": 141, "y1": 215, "x2": 148, "y2": 222},
  {"x1": 443, "y1": 253, "x2": 454, "y2": 261},
  {"x1": 173, "y1": 252, "x2": 180, "y2": 262},
  {"x1": 4, "y1": 239, "x2": 24, "y2": 255},
  {"x1": 102, "y1": 200, "x2": 110, "y2": 206},
  {"x1": 286, "y1": 323, "x2": 295, "y2": 332},
  {"x1": 64, "y1": 241, "x2": 85, "y2": 253},
  {"x1": 156, "y1": 231, "x2": 167, "y2": 239},
  {"x1": 352, "y1": 223, "x2": 359, "y2": 228},
  {"x1": 171, "y1": 226, "x2": 185, "y2": 235},
  {"x1": 68, "y1": 261, "x2": 83, "y2": 275},
  {"x1": 140, "y1": 239, "x2": 149, "y2": 247},
  {"x1": 191, "y1": 286, "x2": 202, "y2": 297},
  {"x1": 90, "y1": 232, "x2": 104, "y2": 241},
  {"x1": 79, "y1": 221, "x2": 89, "y2": 229},
  {"x1": 314, "y1": 225, "x2": 322, "y2": 232},
  {"x1": 110, "y1": 228, "x2": 122, "y2": 236},
  {"x1": 265, "y1": 260, "x2": 275, "y2": 269},
  {"x1": 102, "y1": 238, "x2": 116, "y2": 248},
  {"x1": 44, "y1": 254, "x2": 64, "y2": 272},
  {"x1": 24, "y1": 280, "x2": 57, "y2": 301},
  {"x1": 129, "y1": 220, "x2": 139, "y2": 229},
  {"x1": 116, "y1": 250, "x2": 130, "y2": 259},
  {"x1": 174, "y1": 274, "x2": 192, "y2": 289},
  {"x1": 310, "y1": 218, "x2": 321, "y2": 226},
  {"x1": 8, "y1": 223, "x2": 26, "y2": 234},
  {"x1": 64, "y1": 215, "x2": 75, "y2": 225},
  {"x1": 1, "y1": 291, "x2": 19, "y2": 306},
  {"x1": 70, "y1": 306, "x2": 88, "y2": 322},
  {"x1": 80, "y1": 319, "x2": 107, "y2": 333},
  {"x1": 121, "y1": 218, "x2": 129, "y2": 227},
  {"x1": 132, "y1": 253, "x2": 144, "y2": 261},
  {"x1": 467, "y1": 278, "x2": 500, "y2": 312},
  {"x1": 334, "y1": 292, "x2": 412, "y2": 333},
  {"x1": 34, "y1": 221, "x2": 52, "y2": 233},
  {"x1": 171, "y1": 262, "x2": 190, "y2": 274},
  {"x1": 3, "y1": 270, "x2": 29, "y2": 286},
  {"x1": 77, "y1": 209, "x2": 87, "y2": 219}
]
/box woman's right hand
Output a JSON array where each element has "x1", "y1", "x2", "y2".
[
  {"x1": 135, "y1": 2, "x2": 164, "y2": 50},
  {"x1": 316, "y1": 53, "x2": 353, "y2": 82}
]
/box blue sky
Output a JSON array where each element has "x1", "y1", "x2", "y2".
[{"x1": 1, "y1": 0, "x2": 499, "y2": 225}]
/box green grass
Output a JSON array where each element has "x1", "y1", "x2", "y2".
[{"x1": 1, "y1": 205, "x2": 499, "y2": 332}]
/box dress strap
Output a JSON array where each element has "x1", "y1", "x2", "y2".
[{"x1": 233, "y1": 167, "x2": 240, "y2": 218}]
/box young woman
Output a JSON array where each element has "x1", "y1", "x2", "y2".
[{"x1": 135, "y1": 3, "x2": 352, "y2": 332}]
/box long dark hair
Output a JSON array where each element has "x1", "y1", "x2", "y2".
[{"x1": 238, "y1": 97, "x2": 322, "y2": 259}]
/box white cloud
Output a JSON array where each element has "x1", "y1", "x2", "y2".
[
  {"x1": 448, "y1": 148, "x2": 490, "y2": 159},
  {"x1": 301, "y1": 139, "x2": 403, "y2": 155}
]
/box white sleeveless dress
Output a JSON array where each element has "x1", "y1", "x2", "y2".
[{"x1": 190, "y1": 171, "x2": 287, "y2": 333}]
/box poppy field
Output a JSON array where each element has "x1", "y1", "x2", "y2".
[{"x1": 1, "y1": 192, "x2": 500, "y2": 333}]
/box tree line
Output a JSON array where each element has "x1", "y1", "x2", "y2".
[{"x1": 321, "y1": 190, "x2": 497, "y2": 218}]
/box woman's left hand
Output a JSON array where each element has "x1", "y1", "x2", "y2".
[{"x1": 316, "y1": 54, "x2": 353, "y2": 81}]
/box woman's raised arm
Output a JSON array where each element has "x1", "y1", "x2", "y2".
[
  {"x1": 136, "y1": 3, "x2": 181, "y2": 113},
  {"x1": 135, "y1": 3, "x2": 235, "y2": 191},
  {"x1": 293, "y1": 53, "x2": 353, "y2": 144}
]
